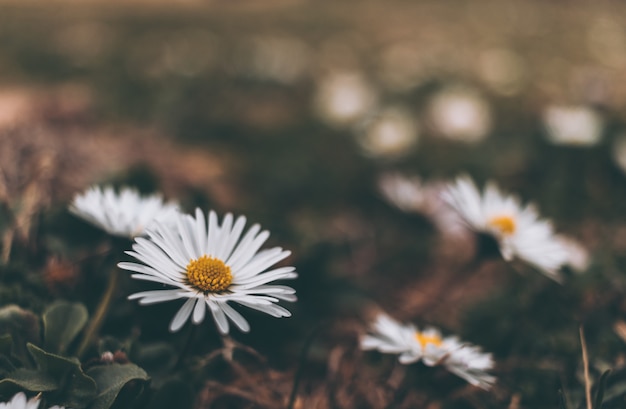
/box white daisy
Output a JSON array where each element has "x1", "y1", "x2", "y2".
[
  {"x1": 377, "y1": 172, "x2": 470, "y2": 239},
  {"x1": 0, "y1": 392, "x2": 65, "y2": 409},
  {"x1": 361, "y1": 313, "x2": 422, "y2": 365},
  {"x1": 543, "y1": 105, "x2": 604, "y2": 147},
  {"x1": 442, "y1": 175, "x2": 570, "y2": 281},
  {"x1": 361, "y1": 314, "x2": 495, "y2": 389},
  {"x1": 356, "y1": 107, "x2": 419, "y2": 159},
  {"x1": 555, "y1": 235, "x2": 590, "y2": 273},
  {"x1": 118, "y1": 209, "x2": 297, "y2": 334},
  {"x1": 69, "y1": 185, "x2": 180, "y2": 238},
  {"x1": 427, "y1": 87, "x2": 492, "y2": 143}
]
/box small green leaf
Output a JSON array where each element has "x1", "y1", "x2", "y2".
[
  {"x1": 0, "y1": 368, "x2": 59, "y2": 391},
  {"x1": 87, "y1": 364, "x2": 149, "y2": 409},
  {"x1": 0, "y1": 305, "x2": 40, "y2": 361},
  {"x1": 27, "y1": 344, "x2": 97, "y2": 409},
  {"x1": 593, "y1": 370, "x2": 611, "y2": 409},
  {"x1": 43, "y1": 301, "x2": 88, "y2": 355}
]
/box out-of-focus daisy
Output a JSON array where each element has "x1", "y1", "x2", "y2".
[
  {"x1": 442, "y1": 175, "x2": 570, "y2": 281},
  {"x1": 313, "y1": 71, "x2": 377, "y2": 128},
  {"x1": 543, "y1": 105, "x2": 604, "y2": 147},
  {"x1": 70, "y1": 185, "x2": 179, "y2": 238},
  {"x1": 555, "y1": 235, "x2": 590, "y2": 273},
  {"x1": 427, "y1": 87, "x2": 492, "y2": 143},
  {"x1": 378, "y1": 172, "x2": 470, "y2": 239},
  {"x1": 119, "y1": 209, "x2": 297, "y2": 334},
  {"x1": 0, "y1": 392, "x2": 64, "y2": 409},
  {"x1": 612, "y1": 135, "x2": 626, "y2": 174},
  {"x1": 356, "y1": 107, "x2": 419, "y2": 159},
  {"x1": 361, "y1": 314, "x2": 495, "y2": 389}
]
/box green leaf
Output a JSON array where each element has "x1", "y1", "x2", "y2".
[
  {"x1": 602, "y1": 380, "x2": 626, "y2": 402},
  {"x1": 0, "y1": 305, "x2": 40, "y2": 362},
  {"x1": 593, "y1": 370, "x2": 611, "y2": 409},
  {"x1": 27, "y1": 344, "x2": 97, "y2": 409},
  {"x1": 0, "y1": 368, "x2": 59, "y2": 391},
  {"x1": 87, "y1": 364, "x2": 149, "y2": 409},
  {"x1": 43, "y1": 301, "x2": 88, "y2": 355}
]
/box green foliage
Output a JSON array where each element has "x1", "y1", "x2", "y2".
[
  {"x1": 593, "y1": 370, "x2": 611, "y2": 409},
  {"x1": 0, "y1": 305, "x2": 41, "y2": 363},
  {"x1": 43, "y1": 301, "x2": 89, "y2": 356},
  {"x1": 86, "y1": 364, "x2": 149, "y2": 409},
  {"x1": 0, "y1": 303, "x2": 152, "y2": 409},
  {"x1": 0, "y1": 344, "x2": 97, "y2": 408}
]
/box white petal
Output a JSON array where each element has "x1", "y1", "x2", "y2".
[
  {"x1": 192, "y1": 297, "x2": 206, "y2": 324},
  {"x1": 219, "y1": 302, "x2": 251, "y2": 332},
  {"x1": 169, "y1": 298, "x2": 196, "y2": 332},
  {"x1": 208, "y1": 301, "x2": 230, "y2": 334}
]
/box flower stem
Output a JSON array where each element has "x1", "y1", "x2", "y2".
[
  {"x1": 287, "y1": 322, "x2": 328, "y2": 409},
  {"x1": 175, "y1": 324, "x2": 198, "y2": 369},
  {"x1": 76, "y1": 268, "x2": 119, "y2": 358}
]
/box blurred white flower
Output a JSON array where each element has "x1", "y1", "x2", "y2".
[
  {"x1": 361, "y1": 313, "x2": 495, "y2": 389},
  {"x1": 314, "y1": 72, "x2": 377, "y2": 128},
  {"x1": 612, "y1": 135, "x2": 626, "y2": 174},
  {"x1": 119, "y1": 209, "x2": 297, "y2": 334},
  {"x1": 356, "y1": 107, "x2": 419, "y2": 159},
  {"x1": 543, "y1": 105, "x2": 604, "y2": 146},
  {"x1": 0, "y1": 392, "x2": 65, "y2": 409},
  {"x1": 378, "y1": 172, "x2": 469, "y2": 239},
  {"x1": 555, "y1": 235, "x2": 590, "y2": 273},
  {"x1": 442, "y1": 175, "x2": 570, "y2": 281},
  {"x1": 427, "y1": 87, "x2": 492, "y2": 143},
  {"x1": 70, "y1": 185, "x2": 180, "y2": 239}
]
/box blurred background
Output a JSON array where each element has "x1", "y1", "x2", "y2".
[{"x1": 2, "y1": 0, "x2": 626, "y2": 408}]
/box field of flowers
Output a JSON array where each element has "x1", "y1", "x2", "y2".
[{"x1": 1, "y1": 1, "x2": 626, "y2": 408}]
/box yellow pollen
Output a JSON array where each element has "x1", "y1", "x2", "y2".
[
  {"x1": 488, "y1": 215, "x2": 516, "y2": 235},
  {"x1": 185, "y1": 255, "x2": 232, "y2": 293},
  {"x1": 415, "y1": 332, "x2": 443, "y2": 349}
]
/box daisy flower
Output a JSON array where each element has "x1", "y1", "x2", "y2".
[
  {"x1": 543, "y1": 105, "x2": 604, "y2": 147},
  {"x1": 361, "y1": 314, "x2": 495, "y2": 389},
  {"x1": 70, "y1": 185, "x2": 179, "y2": 238},
  {"x1": 427, "y1": 86, "x2": 492, "y2": 143},
  {"x1": 378, "y1": 172, "x2": 470, "y2": 239},
  {"x1": 118, "y1": 209, "x2": 297, "y2": 334},
  {"x1": 0, "y1": 392, "x2": 64, "y2": 409},
  {"x1": 442, "y1": 175, "x2": 570, "y2": 281}
]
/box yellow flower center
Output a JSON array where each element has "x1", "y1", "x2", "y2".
[
  {"x1": 186, "y1": 255, "x2": 232, "y2": 293},
  {"x1": 415, "y1": 332, "x2": 443, "y2": 349},
  {"x1": 488, "y1": 215, "x2": 516, "y2": 236}
]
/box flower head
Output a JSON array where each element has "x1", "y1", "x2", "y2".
[
  {"x1": 442, "y1": 175, "x2": 569, "y2": 281},
  {"x1": 356, "y1": 107, "x2": 419, "y2": 159},
  {"x1": 361, "y1": 314, "x2": 495, "y2": 389},
  {"x1": 427, "y1": 87, "x2": 492, "y2": 143},
  {"x1": 0, "y1": 392, "x2": 64, "y2": 409},
  {"x1": 118, "y1": 209, "x2": 297, "y2": 334},
  {"x1": 378, "y1": 173, "x2": 471, "y2": 240},
  {"x1": 70, "y1": 185, "x2": 179, "y2": 238},
  {"x1": 543, "y1": 105, "x2": 604, "y2": 147}
]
